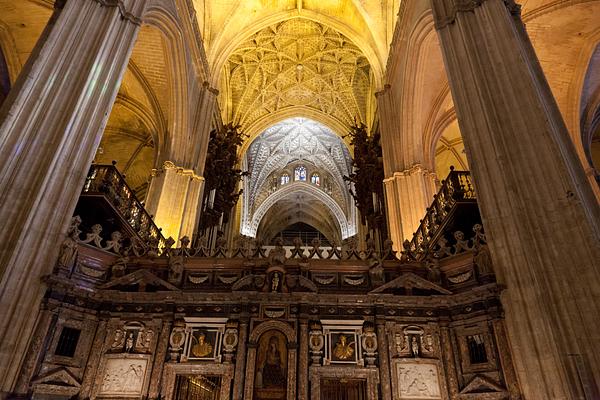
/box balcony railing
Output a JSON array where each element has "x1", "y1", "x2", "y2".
[
  {"x1": 406, "y1": 167, "x2": 476, "y2": 260},
  {"x1": 82, "y1": 163, "x2": 166, "y2": 248}
]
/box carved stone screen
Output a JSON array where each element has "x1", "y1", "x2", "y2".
[{"x1": 395, "y1": 362, "x2": 442, "y2": 399}]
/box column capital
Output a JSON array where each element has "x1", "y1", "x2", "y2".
[
  {"x1": 153, "y1": 161, "x2": 204, "y2": 181},
  {"x1": 202, "y1": 81, "x2": 220, "y2": 96},
  {"x1": 374, "y1": 83, "x2": 392, "y2": 98},
  {"x1": 91, "y1": 0, "x2": 145, "y2": 26},
  {"x1": 432, "y1": 0, "x2": 521, "y2": 30},
  {"x1": 384, "y1": 163, "x2": 436, "y2": 181}
]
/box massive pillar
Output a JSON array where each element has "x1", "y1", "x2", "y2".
[
  {"x1": 432, "y1": 0, "x2": 600, "y2": 398},
  {"x1": 145, "y1": 162, "x2": 205, "y2": 241},
  {"x1": 145, "y1": 84, "x2": 217, "y2": 241},
  {"x1": 0, "y1": 0, "x2": 147, "y2": 393},
  {"x1": 383, "y1": 166, "x2": 437, "y2": 246},
  {"x1": 377, "y1": 86, "x2": 438, "y2": 249}
]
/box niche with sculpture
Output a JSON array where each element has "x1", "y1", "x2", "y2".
[{"x1": 254, "y1": 329, "x2": 288, "y2": 400}]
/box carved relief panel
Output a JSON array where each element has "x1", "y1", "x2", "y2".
[
  {"x1": 97, "y1": 354, "x2": 151, "y2": 397},
  {"x1": 394, "y1": 360, "x2": 443, "y2": 400}
]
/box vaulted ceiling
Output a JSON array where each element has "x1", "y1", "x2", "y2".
[
  {"x1": 219, "y1": 18, "x2": 375, "y2": 136},
  {"x1": 241, "y1": 117, "x2": 356, "y2": 240}
]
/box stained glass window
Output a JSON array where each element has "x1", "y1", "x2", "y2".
[
  {"x1": 294, "y1": 166, "x2": 307, "y2": 181},
  {"x1": 281, "y1": 174, "x2": 290, "y2": 185},
  {"x1": 311, "y1": 173, "x2": 320, "y2": 186}
]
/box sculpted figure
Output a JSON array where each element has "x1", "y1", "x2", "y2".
[
  {"x1": 411, "y1": 336, "x2": 420, "y2": 357},
  {"x1": 125, "y1": 332, "x2": 135, "y2": 352},
  {"x1": 333, "y1": 334, "x2": 355, "y2": 360},
  {"x1": 271, "y1": 272, "x2": 280, "y2": 292},
  {"x1": 57, "y1": 216, "x2": 81, "y2": 269}
]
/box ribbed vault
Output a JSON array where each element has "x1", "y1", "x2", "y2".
[
  {"x1": 240, "y1": 117, "x2": 356, "y2": 240},
  {"x1": 220, "y1": 18, "x2": 374, "y2": 135}
]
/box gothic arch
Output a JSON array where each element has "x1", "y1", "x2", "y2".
[
  {"x1": 384, "y1": 9, "x2": 448, "y2": 171},
  {"x1": 127, "y1": 61, "x2": 168, "y2": 165},
  {"x1": 143, "y1": 6, "x2": 195, "y2": 166},
  {"x1": 245, "y1": 182, "x2": 354, "y2": 239}
]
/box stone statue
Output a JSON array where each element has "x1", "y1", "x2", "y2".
[
  {"x1": 268, "y1": 237, "x2": 286, "y2": 265},
  {"x1": 411, "y1": 336, "x2": 419, "y2": 357},
  {"x1": 453, "y1": 231, "x2": 471, "y2": 254},
  {"x1": 125, "y1": 332, "x2": 135, "y2": 353},
  {"x1": 104, "y1": 231, "x2": 123, "y2": 254},
  {"x1": 474, "y1": 244, "x2": 493, "y2": 275},
  {"x1": 57, "y1": 216, "x2": 81, "y2": 270},
  {"x1": 271, "y1": 272, "x2": 280, "y2": 292},
  {"x1": 81, "y1": 224, "x2": 103, "y2": 247}
]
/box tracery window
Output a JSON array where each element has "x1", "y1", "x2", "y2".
[
  {"x1": 311, "y1": 173, "x2": 320, "y2": 186},
  {"x1": 280, "y1": 174, "x2": 290, "y2": 185},
  {"x1": 294, "y1": 166, "x2": 307, "y2": 182}
]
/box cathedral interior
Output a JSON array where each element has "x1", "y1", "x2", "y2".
[{"x1": 0, "y1": 0, "x2": 599, "y2": 399}]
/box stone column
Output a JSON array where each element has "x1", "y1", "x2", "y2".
[
  {"x1": 376, "y1": 319, "x2": 392, "y2": 400},
  {"x1": 145, "y1": 162, "x2": 204, "y2": 241},
  {"x1": 232, "y1": 318, "x2": 249, "y2": 399},
  {"x1": 0, "y1": 0, "x2": 148, "y2": 392},
  {"x1": 377, "y1": 86, "x2": 438, "y2": 249},
  {"x1": 144, "y1": 84, "x2": 217, "y2": 242},
  {"x1": 298, "y1": 318, "x2": 309, "y2": 400},
  {"x1": 148, "y1": 320, "x2": 172, "y2": 398},
  {"x1": 383, "y1": 165, "x2": 437, "y2": 247},
  {"x1": 432, "y1": 1, "x2": 600, "y2": 398},
  {"x1": 79, "y1": 318, "x2": 109, "y2": 399}
]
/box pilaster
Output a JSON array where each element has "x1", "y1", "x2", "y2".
[
  {"x1": 0, "y1": 0, "x2": 148, "y2": 392},
  {"x1": 298, "y1": 317, "x2": 309, "y2": 400},
  {"x1": 148, "y1": 319, "x2": 172, "y2": 398},
  {"x1": 232, "y1": 318, "x2": 249, "y2": 399},
  {"x1": 432, "y1": 0, "x2": 600, "y2": 397},
  {"x1": 376, "y1": 319, "x2": 392, "y2": 400}
]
